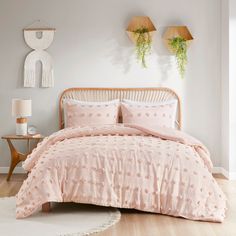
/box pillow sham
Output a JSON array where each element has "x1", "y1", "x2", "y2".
[
  {"x1": 121, "y1": 99, "x2": 177, "y2": 128},
  {"x1": 122, "y1": 99, "x2": 176, "y2": 106},
  {"x1": 63, "y1": 99, "x2": 120, "y2": 128}
]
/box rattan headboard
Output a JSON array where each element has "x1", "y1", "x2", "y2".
[{"x1": 59, "y1": 87, "x2": 182, "y2": 130}]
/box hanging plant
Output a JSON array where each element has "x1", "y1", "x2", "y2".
[
  {"x1": 133, "y1": 27, "x2": 152, "y2": 68},
  {"x1": 169, "y1": 36, "x2": 187, "y2": 78}
]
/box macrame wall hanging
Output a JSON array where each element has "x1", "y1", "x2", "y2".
[{"x1": 23, "y1": 20, "x2": 56, "y2": 88}]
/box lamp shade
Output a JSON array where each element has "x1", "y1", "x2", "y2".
[{"x1": 12, "y1": 99, "x2": 32, "y2": 117}]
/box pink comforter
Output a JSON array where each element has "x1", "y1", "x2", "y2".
[{"x1": 16, "y1": 124, "x2": 227, "y2": 222}]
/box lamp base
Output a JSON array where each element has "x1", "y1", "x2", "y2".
[{"x1": 16, "y1": 118, "x2": 28, "y2": 136}]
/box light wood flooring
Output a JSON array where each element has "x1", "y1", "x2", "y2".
[{"x1": 0, "y1": 174, "x2": 235, "y2": 236}]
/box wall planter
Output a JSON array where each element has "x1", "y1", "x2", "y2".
[
  {"x1": 126, "y1": 16, "x2": 156, "y2": 68},
  {"x1": 163, "y1": 26, "x2": 193, "y2": 78}
]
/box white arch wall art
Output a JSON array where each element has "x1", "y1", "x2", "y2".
[{"x1": 23, "y1": 29, "x2": 55, "y2": 88}]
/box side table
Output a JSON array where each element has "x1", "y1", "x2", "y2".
[{"x1": 1, "y1": 134, "x2": 44, "y2": 181}]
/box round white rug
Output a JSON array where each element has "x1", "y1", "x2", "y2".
[{"x1": 0, "y1": 197, "x2": 121, "y2": 236}]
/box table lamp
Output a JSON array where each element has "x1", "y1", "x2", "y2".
[{"x1": 12, "y1": 99, "x2": 32, "y2": 135}]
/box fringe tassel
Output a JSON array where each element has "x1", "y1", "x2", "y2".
[
  {"x1": 42, "y1": 70, "x2": 54, "y2": 88},
  {"x1": 24, "y1": 69, "x2": 54, "y2": 88},
  {"x1": 24, "y1": 69, "x2": 36, "y2": 87}
]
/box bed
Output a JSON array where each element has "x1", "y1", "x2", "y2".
[{"x1": 16, "y1": 87, "x2": 226, "y2": 222}]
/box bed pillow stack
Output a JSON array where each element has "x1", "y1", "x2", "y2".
[
  {"x1": 121, "y1": 99, "x2": 178, "y2": 128},
  {"x1": 63, "y1": 99, "x2": 120, "y2": 128},
  {"x1": 63, "y1": 99, "x2": 178, "y2": 129}
]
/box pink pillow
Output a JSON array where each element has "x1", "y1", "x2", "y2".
[
  {"x1": 64, "y1": 101, "x2": 120, "y2": 127},
  {"x1": 121, "y1": 100, "x2": 177, "y2": 128}
]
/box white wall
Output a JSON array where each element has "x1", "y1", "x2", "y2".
[
  {"x1": 221, "y1": 0, "x2": 230, "y2": 172},
  {"x1": 0, "y1": 0, "x2": 222, "y2": 170},
  {"x1": 221, "y1": 0, "x2": 236, "y2": 178},
  {"x1": 229, "y1": 0, "x2": 236, "y2": 175}
]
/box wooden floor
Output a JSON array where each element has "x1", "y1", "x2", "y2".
[{"x1": 0, "y1": 174, "x2": 236, "y2": 236}]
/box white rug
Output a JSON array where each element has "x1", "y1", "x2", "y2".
[{"x1": 0, "y1": 197, "x2": 121, "y2": 236}]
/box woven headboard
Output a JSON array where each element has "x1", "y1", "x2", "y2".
[{"x1": 59, "y1": 87, "x2": 182, "y2": 130}]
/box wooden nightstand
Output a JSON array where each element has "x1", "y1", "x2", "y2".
[{"x1": 1, "y1": 134, "x2": 44, "y2": 181}]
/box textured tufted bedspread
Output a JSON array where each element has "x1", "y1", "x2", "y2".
[{"x1": 16, "y1": 124, "x2": 226, "y2": 221}]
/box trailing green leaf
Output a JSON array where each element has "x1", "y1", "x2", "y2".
[
  {"x1": 169, "y1": 37, "x2": 187, "y2": 79},
  {"x1": 133, "y1": 27, "x2": 152, "y2": 68}
]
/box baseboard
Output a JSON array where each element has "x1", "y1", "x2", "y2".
[
  {"x1": 212, "y1": 167, "x2": 228, "y2": 178},
  {"x1": 1, "y1": 166, "x2": 236, "y2": 180},
  {"x1": 212, "y1": 167, "x2": 236, "y2": 180},
  {"x1": 228, "y1": 171, "x2": 236, "y2": 180},
  {"x1": 0, "y1": 167, "x2": 26, "y2": 174}
]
